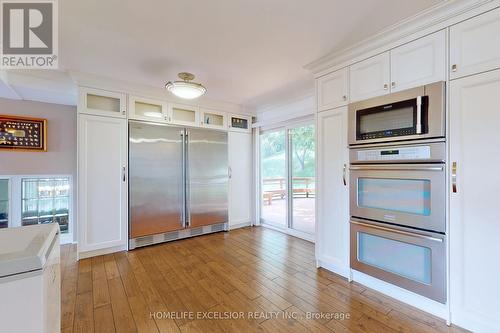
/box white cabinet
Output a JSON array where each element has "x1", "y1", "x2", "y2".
[
  {"x1": 450, "y1": 8, "x2": 500, "y2": 80},
  {"x1": 79, "y1": 87, "x2": 127, "y2": 118},
  {"x1": 390, "y1": 30, "x2": 446, "y2": 92},
  {"x1": 349, "y1": 52, "x2": 390, "y2": 102},
  {"x1": 316, "y1": 107, "x2": 349, "y2": 277},
  {"x1": 78, "y1": 114, "x2": 128, "y2": 257},
  {"x1": 201, "y1": 108, "x2": 228, "y2": 129},
  {"x1": 169, "y1": 103, "x2": 200, "y2": 127},
  {"x1": 317, "y1": 67, "x2": 349, "y2": 111},
  {"x1": 228, "y1": 114, "x2": 252, "y2": 133},
  {"x1": 228, "y1": 131, "x2": 253, "y2": 229},
  {"x1": 129, "y1": 95, "x2": 169, "y2": 123},
  {"x1": 449, "y1": 69, "x2": 500, "y2": 333}
]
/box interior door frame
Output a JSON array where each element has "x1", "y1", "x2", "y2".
[{"x1": 259, "y1": 118, "x2": 315, "y2": 242}]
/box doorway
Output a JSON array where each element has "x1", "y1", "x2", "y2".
[{"x1": 260, "y1": 122, "x2": 315, "y2": 240}]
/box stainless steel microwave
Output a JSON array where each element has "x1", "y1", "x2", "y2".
[{"x1": 348, "y1": 81, "x2": 445, "y2": 146}]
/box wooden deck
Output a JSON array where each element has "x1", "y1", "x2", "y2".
[{"x1": 61, "y1": 227, "x2": 468, "y2": 333}]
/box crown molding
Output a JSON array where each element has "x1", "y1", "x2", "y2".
[{"x1": 304, "y1": 0, "x2": 498, "y2": 77}]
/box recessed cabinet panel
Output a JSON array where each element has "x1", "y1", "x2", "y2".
[
  {"x1": 391, "y1": 30, "x2": 446, "y2": 92},
  {"x1": 450, "y1": 69, "x2": 500, "y2": 332},
  {"x1": 317, "y1": 67, "x2": 349, "y2": 111},
  {"x1": 129, "y1": 96, "x2": 169, "y2": 122},
  {"x1": 79, "y1": 87, "x2": 127, "y2": 118},
  {"x1": 450, "y1": 8, "x2": 500, "y2": 80},
  {"x1": 350, "y1": 52, "x2": 390, "y2": 102}
]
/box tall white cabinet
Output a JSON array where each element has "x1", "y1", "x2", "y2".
[
  {"x1": 449, "y1": 69, "x2": 500, "y2": 332},
  {"x1": 316, "y1": 107, "x2": 349, "y2": 277},
  {"x1": 228, "y1": 131, "x2": 253, "y2": 229},
  {"x1": 77, "y1": 90, "x2": 128, "y2": 258}
]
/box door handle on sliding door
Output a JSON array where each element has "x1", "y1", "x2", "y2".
[
  {"x1": 122, "y1": 166, "x2": 126, "y2": 182},
  {"x1": 452, "y1": 162, "x2": 457, "y2": 193},
  {"x1": 343, "y1": 164, "x2": 347, "y2": 186}
]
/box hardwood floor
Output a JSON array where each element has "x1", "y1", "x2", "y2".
[{"x1": 61, "y1": 227, "x2": 468, "y2": 333}]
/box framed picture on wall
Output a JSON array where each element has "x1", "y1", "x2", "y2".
[{"x1": 0, "y1": 115, "x2": 47, "y2": 151}]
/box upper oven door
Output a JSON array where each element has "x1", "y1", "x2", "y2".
[
  {"x1": 348, "y1": 81, "x2": 445, "y2": 145},
  {"x1": 349, "y1": 164, "x2": 446, "y2": 233}
]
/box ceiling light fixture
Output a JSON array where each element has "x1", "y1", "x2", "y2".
[{"x1": 165, "y1": 72, "x2": 206, "y2": 99}]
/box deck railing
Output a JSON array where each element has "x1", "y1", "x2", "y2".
[{"x1": 262, "y1": 177, "x2": 315, "y2": 205}]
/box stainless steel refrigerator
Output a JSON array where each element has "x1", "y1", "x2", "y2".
[{"x1": 128, "y1": 121, "x2": 228, "y2": 249}]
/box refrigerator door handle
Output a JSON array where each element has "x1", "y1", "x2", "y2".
[
  {"x1": 185, "y1": 130, "x2": 190, "y2": 228},
  {"x1": 181, "y1": 130, "x2": 186, "y2": 228}
]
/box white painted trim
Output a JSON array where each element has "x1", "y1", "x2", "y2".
[
  {"x1": 352, "y1": 269, "x2": 449, "y2": 321},
  {"x1": 77, "y1": 244, "x2": 127, "y2": 260},
  {"x1": 317, "y1": 257, "x2": 350, "y2": 279},
  {"x1": 305, "y1": 0, "x2": 499, "y2": 77},
  {"x1": 228, "y1": 221, "x2": 252, "y2": 230}
]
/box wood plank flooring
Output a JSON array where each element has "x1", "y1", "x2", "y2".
[{"x1": 61, "y1": 226, "x2": 469, "y2": 333}]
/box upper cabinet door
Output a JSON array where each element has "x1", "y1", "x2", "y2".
[
  {"x1": 201, "y1": 108, "x2": 228, "y2": 129},
  {"x1": 129, "y1": 96, "x2": 169, "y2": 123},
  {"x1": 169, "y1": 103, "x2": 200, "y2": 126},
  {"x1": 79, "y1": 87, "x2": 127, "y2": 118},
  {"x1": 350, "y1": 52, "x2": 390, "y2": 102},
  {"x1": 317, "y1": 67, "x2": 349, "y2": 111},
  {"x1": 450, "y1": 8, "x2": 500, "y2": 80},
  {"x1": 391, "y1": 30, "x2": 446, "y2": 92}
]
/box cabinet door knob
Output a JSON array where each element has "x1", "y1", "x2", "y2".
[
  {"x1": 342, "y1": 95, "x2": 347, "y2": 101},
  {"x1": 383, "y1": 84, "x2": 388, "y2": 90},
  {"x1": 451, "y1": 64, "x2": 457, "y2": 72},
  {"x1": 122, "y1": 110, "x2": 126, "y2": 115},
  {"x1": 391, "y1": 82, "x2": 396, "y2": 88}
]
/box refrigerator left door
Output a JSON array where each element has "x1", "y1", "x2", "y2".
[{"x1": 129, "y1": 122, "x2": 184, "y2": 239}]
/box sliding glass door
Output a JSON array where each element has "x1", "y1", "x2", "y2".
[{"x1": 260, "y1": 122, "x2": 315, "y2": 238}]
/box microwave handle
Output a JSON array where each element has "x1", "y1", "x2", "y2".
[{"x1": 416, "y1": 96, "x2": 422, "y2": 134}]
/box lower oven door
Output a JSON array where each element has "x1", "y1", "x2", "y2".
[
  {"x1": 351, "y1": 219, "x2": 446, "y2": 303},
  {"x1": 350, "y1": 163, "x2": 445, "y2": 233}
]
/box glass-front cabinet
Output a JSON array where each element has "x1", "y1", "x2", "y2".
[
  {"x1": 229, "y1": 114, "x2": 252, "y2": 133},
  {"x1": 129, "y1": 96, "x2": 169, "y2": 123},
  {"x1": 201, "y1": 108, "x2": 227, "y2": 129},
  {"x1": 169, "y1": 103, "x2": 200, "y2": 126},
  {"x1": 79, "y1": 87, "x2": 127, "y2": 118}
]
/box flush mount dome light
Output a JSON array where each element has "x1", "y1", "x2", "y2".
[{"x1": 165, "y1": 72, "x2": 207, "y2": 99}]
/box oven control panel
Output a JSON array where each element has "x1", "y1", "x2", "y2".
[{"x1": 357, "y1": 146, "x2": 431, "y2": 161}]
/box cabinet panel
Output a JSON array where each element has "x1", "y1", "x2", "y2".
[
  {"x1": 317, "y1": 67, "x2": 349, "y2": 111},
  {"x1": 391, "y1": 30, "x2": 446, "y2": 92},
  {"x1": 450, "y1": 8, "x2": 500, "y2": 79},
  {"x1": 79, "y1": 87, "x2": 127, "y2": 118},
  {"x1": 316, "y1": 107, "x2": 349, "y2": 276},
  {"x1": 228, "y1": 132, "x2": 252, "y2": 227},
  {"x1": 129, "y1": 96, "x2": 169, "y2": 123},
  {"x1": 350, "y1": 52, "x2": 390, "y2": 102},
  {"x1": 78, "y1": 115, "x2": 127, "y2": 253},
  {"x1": 449, "y1": 70, "x2": 500, "y2": 332}
]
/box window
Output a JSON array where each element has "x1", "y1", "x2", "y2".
[
  {"x1": 0, "y1": 179, "x2": 8, "y2": 228},
  {"x1": 21, "y1": 177, "x2": 70, "y2": 233}
]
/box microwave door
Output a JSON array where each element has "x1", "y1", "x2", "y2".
[{"x1": 349, "y1": 164, "x2": 446, "y2": 233}]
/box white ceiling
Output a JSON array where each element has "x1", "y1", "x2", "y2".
[{"x1": 2, "y1": 0, "x2": 444, "y2": 109}]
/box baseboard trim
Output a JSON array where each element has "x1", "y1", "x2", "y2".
[
  {"x1": 317, "y1": 258, "x2": 350, "y2": 279},
  {"x1": 228, "y1": 221, "x2": 252, "y2": 230},
  {"x1": 77, "y1": 244, "x2": 127, "y2": 260}
]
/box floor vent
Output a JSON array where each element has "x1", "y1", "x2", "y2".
[
  {"x1": 135, "y1": 236, "x2": 154, "y2": 247},
  {"x1": 190, "y1": 227, "x2": 203, "y2": 236},
  {"x1": 164, "y1": 231, "x2": 179, "y2": 242},
  {"x1": 211, "y1": 223, "x2": 224, "y2": 232}
]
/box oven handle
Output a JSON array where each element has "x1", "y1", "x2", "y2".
[
  {"x1": 351, "y1": 219, "x2": 444, "y2": 243},
  {"x1": 416, "y1": 95, "x2": 422, "y2": 134},
  {"x1": 349, "y1": 165, "x2": 444, "y2": 172}
]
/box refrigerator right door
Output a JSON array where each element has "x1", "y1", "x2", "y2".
[
  {"x1": 129, "y1": 122, "x2": 184, "y2": 238},
  {"x1": 187, "y1": 128, "x2": 228, "y2": 228}
]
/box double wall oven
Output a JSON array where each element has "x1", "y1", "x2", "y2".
[{"x1": 348, "y1": 81, "x2": 447, "y2": 303}]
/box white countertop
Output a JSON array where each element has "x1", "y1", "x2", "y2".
[{"x1": 0, "y1": 223, "x2": 59, "y2": 278}]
